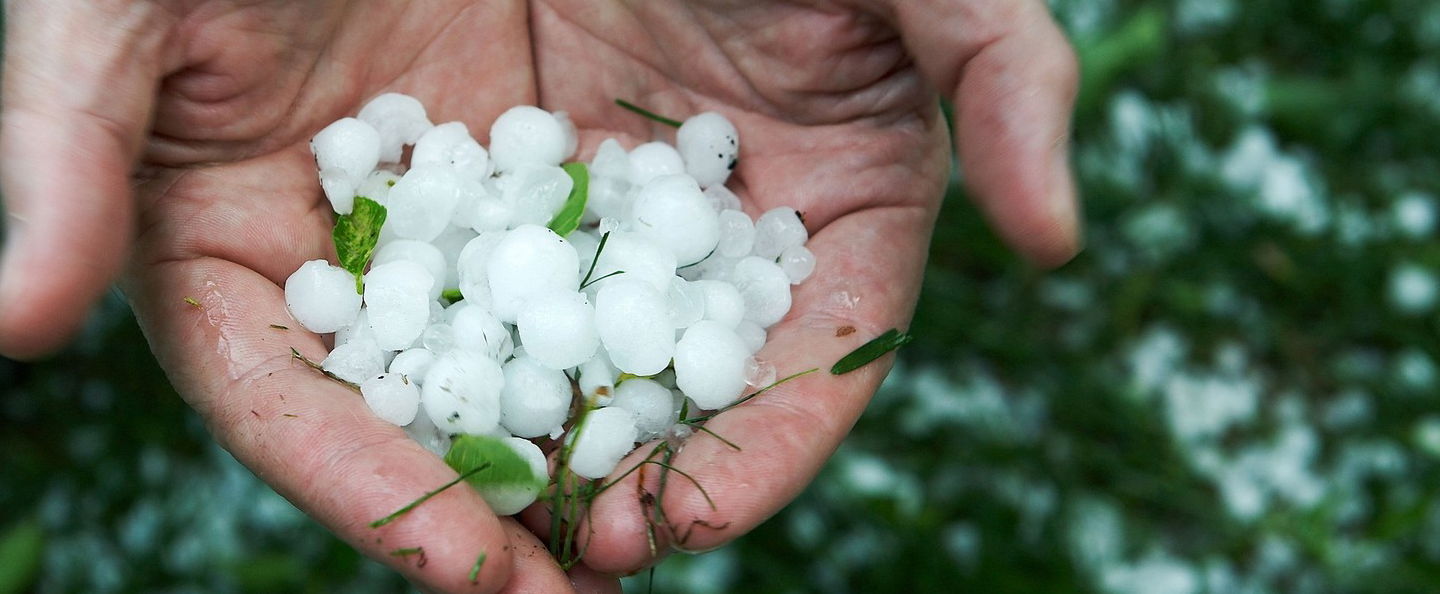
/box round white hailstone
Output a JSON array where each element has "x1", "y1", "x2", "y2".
[
  {"x1": 477, "y1": 437, "x2": 549, "y2": 516},
  {"x1": 609, "y1": 378, "x2": 678, "y2": 441},
  {"x1": 628, "y1": 142, "x2": 686, "y2": 187},
  {"x1": 457, "y1": 231, "x2": 506, "y2": 309},
  {"x1": 389, "y1": 348, "x2": 436, "y2": 385},
  {"x1": 335, "y1": 308, "x2": 374, "y2": 348},
  {"x1": 357, "y1": 170, "x2": 402, "y2": 205},
  {"x1": 629, "y1": 174, "x2": 721, "y2": 266},
  {"x1": 731, "y1": 256, "x2": 793, "y2": 327},
  {"x1": 373, "y1": 240, "x2": 447, "y2": 301},
  {"x1": 677, "y1": 112, "x2": 740, "y2": 188},
  {"x1": 734, "y1": 320, "x2": 767, "y2": 354},
  {"x1": 499, "y1": 163, "x2": 573, "y2": 227},
  {"x1": 311, "y1": 117, "x2": 381, "y2": 182},
  {"x1": 450, "y1": 305, "x2": 514, "y2": 361},
  {"x1": 595, "y1": 278, "x2": 676, "y2": 376},
  {"x1": 674, "y1": 321, "x2": 750, "y2": 410},
  {"x1": 517, "y1": 290, "x2": 599, "y2": 370},
  {"x1": 360, "y1": 373, "x2": 421, "y2": 426},
  {"x1": 578, "y1": 352, "x2": 618, "y2": 405},
  {"x1": 431, "y1": 226, "x2": 478, "y2": 293},
  {"x1": 580, "y1": 231, "x2": 676, "y2": 296},
  {"x1": 412, "y1": 121, "x2": 491, "y2": 181},
  {"x1": 319, "y1": 168, "x2": 358, "y2": 214},
  {"x1": 591, "y1": 138, "x2": 633, "y2": 180},
  {"x1": 356, "y1": 92, "x2": 433, "y2": 163},
  {"x1": 489, "y1": 105, "x2": 569, "y2": 173},
  {"x1": 486, "y1": 225, "x2": 580, "y2": 323},
  {"x1": 404, "y1": 403, "x2": 453, "y2": 457},
  {"x1": 694, "y1": 280, "x2": 745, "y2": 328},
  {"x1": 421, "y1": 350, "x2": 505, "y2": 435},
  {"x1": 498, "y1": 356, "x2": 572, "y2": 438},
  {"x1": 449, "y1": 179, "x2": 489, "y2": 231},
  {"x1": 421, "y1": 323, "x2": 455, "y2": 353},
  {"x1": 566, "y1": 406, "x2": 640, "y2": 479},
  {"x1": 322, "y1": 339, "x2": 386, "y2": 385},
  {"x1": 568, "y1": 230, "x2": 600, "y2": 274},
  {"x1": 744, "y1": 357, "x2": 778, "y2": 388},
  {"x1": 716, "y1": 209, "x2": 756, "y2": 258},
  {"x1": 704, "y1": 185, "x2": 742, "y2": 213},
  {"x1": 364, "y1": 261, "x2": 434, "y2": 351},
  {"x1": 553, "y1": 111, "x2": 579, "y2": 161},
  {"x1": 778, "y1": 245, "x2": 816, "y2": 285},
  {"x1": 284, "y1": 260, "x2": 363, "y2": 333},
  {"x1": 752, "y1": 207, "x2": 809, "y2": 260},
  {"x1": 386, "y1": 165, "x2": 462, "y2": 242},
  {"x1": 667, "y1": 278, "x2": 707, "y2": 329}
]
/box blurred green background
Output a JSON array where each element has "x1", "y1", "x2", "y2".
[{"x1": 6, "y1": 0, "x2": 1440, "y2": 591}]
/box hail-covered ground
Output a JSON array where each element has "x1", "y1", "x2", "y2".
[{"x1": 288, "y1": 94, "x2": 812, "y2": 514}]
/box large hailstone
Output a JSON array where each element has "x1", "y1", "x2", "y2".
[
  {"x1": 676, "y1": 112, "x2": 739, "y2": 188},
  {"x1": 311, "y1": 117, "x2": 381, "y2": 183},
  {"x1": 421, "y1": 350, "x2": 505, "y2": 435},
  {"x1": 360, "y1": 373, "x2": 421, "y2": 426},
  {"x1": 372, "y1": 240, "x2": 446, "y2": 301},
  {"x1": 731, "y1": 256, "x2": 793, "y2": 328},
  {"x1": 629, "y1": 174, "x2": 720, "y2": 266},
  {"x1": 489, "y1": 106, "x2": 570, "y2": 173},
  {"x1": 567, "y1": 407, "x2": 640, "y2": 479},
  {"x1": 356, "y1": 93, "x2": 433, "y2": 163},
  {"x1": 363, "y1": 261, "x2": 434, "y2": 351},
  {"x1": 386, "y1": 165, "x2": 463, "y2": 242},
  {"x1": 516, "y1": 290, "x2": 599, "y2": 370},
  {"x1": 486, "y1": 225, "x2": 580, "y2": 323},
  {"x1": 284, "y1": 260, "x2": 362, "y2": 333},
  {"x1": 498, "y1": 356, "x2": 572, "y2": 438},
  {"x1": 594, "y1": 278, "x2": 676, "y2": 376},
  {"x1": 608, "y1": 378, "x2": 679, "y2": 441},
  {"x1": 411, "y1": 121, "x2": 490, "y2": 181},
  {"x1": 674, "y1": 321, "x2": 751, "y2": 410}
]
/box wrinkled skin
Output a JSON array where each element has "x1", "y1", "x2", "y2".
[{"x1": 0, "y1": 1, "x2": 1078, "y2": 591}]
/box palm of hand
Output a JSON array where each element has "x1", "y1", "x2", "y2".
[{"x1": 98, "y1": 0, "x2": 1062, "y2": 589}]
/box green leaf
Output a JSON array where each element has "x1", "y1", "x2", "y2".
[
  {"x1": 441, "y1": 288, "x2": 464, "y2": 303},
  {"x1": 0, "y1": 519, "x2": 43, "y2": 594},
  {"x1": 444, "y1": 434, "x2": 545, "y2": 493},
  {"x1": 830, "y1": 328, "x2": 914, "y2": 375},
  {"x1": 333, "y1": 196, "x2": 388, "y2": 293},
  {"x1": 547, "y1": 162, "x2": 589, "y2": 237}
]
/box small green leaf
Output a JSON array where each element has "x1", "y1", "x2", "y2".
[
  {"x1": 547, "y1": 162, "x2": 589, "y2": 237},
  {"x1": 441, "y1": 288, "x2": 464, "y2": 303},
  {"x1": 830, "y1": 328, "x2": 913, "y2": 375},
  {"x1": 333, "y1": 196, "x2": 388, "y2": 293},
  {"x1": 0, "y1": 519, "x2": 43, "y2": 594},
  {"x1": 444, "y1": 434, "x2": 545, "y2": 495}
]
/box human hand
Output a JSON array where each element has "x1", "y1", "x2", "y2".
[
  {"x1": 518, "y1": 0, "x2": 1079, "y2": 574},
  {"x1": 0, "y1": 0, "x2": 1078, "y2": 587},
  {"x1": 0, "y1": 1, "x2": 618, "y2": 591}
]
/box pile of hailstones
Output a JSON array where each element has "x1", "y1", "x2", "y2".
[{"x1": 284, "y1": 93, "x2": 813, "y2": 514}]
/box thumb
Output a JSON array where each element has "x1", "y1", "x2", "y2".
[
  {"x1": 888, "y1": 0, "x2": 1082, "y2": 267},
  {"x1": 0, "y1": 1, "x2": 174, "y2": 358}
]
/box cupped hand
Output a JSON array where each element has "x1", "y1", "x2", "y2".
[
  {"x1": 0, "y1": 0, "x2": 1079, "y2": 588},
  {"x1": 1, "y1": 1, "x2": 612, "y2": 592},
  {"x1": 519, "y1": 0, "x2": 1078, "y2": 575}
]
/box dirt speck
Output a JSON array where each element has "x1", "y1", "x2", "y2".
[{"x1": 836, "y1": 326, "x2": 856, "y2": 337}]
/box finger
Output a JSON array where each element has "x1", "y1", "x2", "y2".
[
  {"x1": 125, "y1": 256, "x2": 516, "y2": 592},
  {"x1": 567, "y1": 564, "x2": 624, "y2": 594},
  {"x1": 0, "y1": 2, "x2": 178, "y2": 357},
  {"x1": 891, "y1": 0, "x2": 1081, "y2": 266},
  {"x1": 567, "y1": 204, "x2": 934, "y2": 573},
  {"x1": 493, "y1": 518, "x2": 579, "y2": 594}
]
